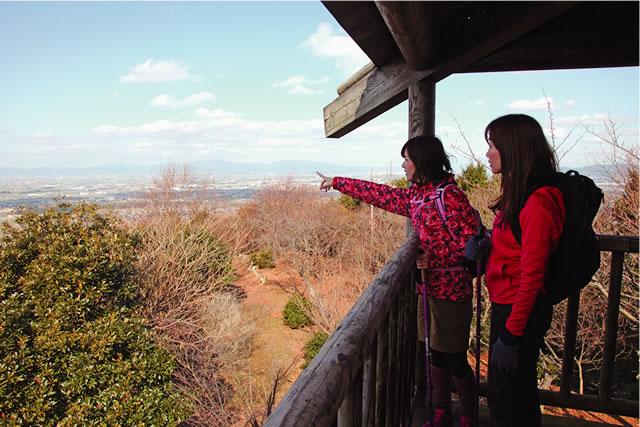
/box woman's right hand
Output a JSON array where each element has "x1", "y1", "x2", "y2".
[
  {"x1": 317, "y1": 171, "x2": 333, "y2": 192},
  {"x1": 416, "y1": 250, "x2": 429, "y2": 270}
]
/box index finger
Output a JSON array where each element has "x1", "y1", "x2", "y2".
[{"x1": 316, "y1": 171, "x2": 327, "y2": 179}]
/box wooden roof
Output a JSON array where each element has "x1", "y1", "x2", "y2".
[{"x1": 322, "y1": 1, "x2": 639, "y2": 137}]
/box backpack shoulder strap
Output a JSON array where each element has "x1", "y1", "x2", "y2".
[
  {"x1": 434, "y1": 183, "x2": 456, "y2": 239},
  {"x1": 512, "y1": 172, "x2": 562, "y2": 245}
]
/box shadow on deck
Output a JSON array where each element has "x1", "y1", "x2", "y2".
[{"x1": 411, "y1": 401, "x2": 637, "y2": 427}]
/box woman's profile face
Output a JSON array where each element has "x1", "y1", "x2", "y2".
[
  {"x1": 486, "y1": 131, "x2": 502, "y2": 175},
  {"x1": 401, "y1": 150, "x2": 416, "y2": 181}
]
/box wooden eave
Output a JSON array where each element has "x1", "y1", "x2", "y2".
[{"x1": 322, "y1": 1, "x2": 640, "y2": 138}]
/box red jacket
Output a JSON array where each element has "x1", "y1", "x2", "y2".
[
  {"x1": 486, "y1": 186, "x2": 565, "y2": 336},
  {"x1": 333, "y1": 175, "x2": 478, "y2": 302}
]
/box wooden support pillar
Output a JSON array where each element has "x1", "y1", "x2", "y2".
[
  {"x1": 408, "y1": 79, "x2": 435, "y2": 138},
  {"x1": 406, "y1": 79, "x2": 435, "y2": 236}
]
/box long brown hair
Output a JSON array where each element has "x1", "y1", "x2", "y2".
[{"x1": 486, "y1": 114, "x2": 557, "y2": 229}]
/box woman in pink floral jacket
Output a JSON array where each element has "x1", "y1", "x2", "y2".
[{"x1": 318, "y1": 135, "x2": 479, "y2": 427}]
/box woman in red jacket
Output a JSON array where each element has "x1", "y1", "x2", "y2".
[
  {"x1": 484, "y1": 114, "x2": 565, "y2": 427},
  {"x1": 318, "y1": 135, "x2": 479, "y2": 427}
]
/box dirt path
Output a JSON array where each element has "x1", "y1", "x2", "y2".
[{"x1": 228, "y1": 258, "x2": 312, "y2": 425}]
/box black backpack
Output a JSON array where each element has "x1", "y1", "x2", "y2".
[{"x1": 512, "y1": 170, "x2": 604, "y2": 304}]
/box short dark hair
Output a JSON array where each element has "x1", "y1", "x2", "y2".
[
  {"x1": 485, "y1": 114, "x2": 557, "y2": 229},
  {"x1": 400, "y1": 135, "x2": 452, "y2": 184}
]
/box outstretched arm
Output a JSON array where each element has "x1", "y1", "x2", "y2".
[{"x1": 317, "y1": 171, "x2": 411, "y2": 217}]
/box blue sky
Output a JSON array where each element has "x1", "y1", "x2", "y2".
[{"x1": 1, "y1": 2, "x2": 638, "y2": 174}]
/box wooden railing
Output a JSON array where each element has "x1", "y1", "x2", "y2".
[
  {"x1": 265, "y1": 234, "x2": 638, "y2": 426},
  {"x1": 530, "y1": 234, "x2": 639, "y2": 416}
]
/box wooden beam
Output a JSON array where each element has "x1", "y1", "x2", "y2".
[
  {"x1": 375, "y1": 1, "x2": 435, "y2": 70},
  {"x1": 324, "y1": 2, "x2": 578, "y2": 138},
  {"x1": 324, "y1": 59, "x2": 424, "y2": 138},
  {"x1": 337, "y1": 62, "x2": 376, "y2": 95},
  {"x1": 463, "y1": 29, "x2": 639, "y2": 73},
  {"x1": 321, "y1": 1, "x2": 400, "y2": 68}
]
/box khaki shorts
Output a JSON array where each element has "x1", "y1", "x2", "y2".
[{"x1": 417, "y1": 296, "x2": 472, "y2": 353}]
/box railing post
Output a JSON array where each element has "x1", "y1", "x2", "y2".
[
  {"x1": 386, "y1": 302, "x2": 399, "y2": 425},
  {"x1": 362, "y1": 338, "x2": 377, "y2": 426},
  {"x1": 375, "y1": 316, "x2": 389, "y2": 426},
  {"x1": 560, "y1": 293, "x2": 580, "y2": 395},
  {"x1": 338, "y1": 368, "x2": 363, "y2": 427},
  {"x1": 599, "y1": 251, "x2": 625, "y2": 400}
]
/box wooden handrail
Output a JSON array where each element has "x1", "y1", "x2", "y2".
[{"x1": 597, "y1": 234, "x2": 639, "y2": 253}]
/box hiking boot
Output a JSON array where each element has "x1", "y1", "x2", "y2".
[
  {"x1": 430, "y1": 365, "x2": 452, "y2": 413},
  {"x1": 453, "y1": 371, "x2": 477, "y2": 425},
  {"x1": 459, "y1": 415, "x2": 473, "y2": 427},
  {"x1": 422, "y1": 407, "x2": 452, "y2": 427}
]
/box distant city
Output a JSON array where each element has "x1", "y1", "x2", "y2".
[{"x1": 0, "y1": 160, "x2": 622, "y2": 223}]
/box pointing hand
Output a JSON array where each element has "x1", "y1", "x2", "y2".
[{"x1": 317, "y1": 171, "x2": 333, "y2": 192}]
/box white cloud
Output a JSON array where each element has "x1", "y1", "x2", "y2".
[
  {"x1": 150, "y1": 92, "x2": 216, "y2": 108},
  {"x1": 301, "y1": 22, "x2": 369, "y2": 75},
  {"x1": 507, "y1": 97, "x2": 553, "y2": 111},
  {"x1": 564, "y1": 99, "x2": 576, "y2": 107},
  {"x1": 554, "y1": 114, "x2": 609, "y2": 126},
  {"x1": 272, "y1": 74, "x2": 328, "y2": 95},
  {"x1": 87, "y1": 108, "x2": 412, "y2": 167},
  {"x1": 119, "y1": 59, "x2": 190, "y2": 83},
  {"x1": 194, "y1": 107, "x2": 240, "y2": 120}
]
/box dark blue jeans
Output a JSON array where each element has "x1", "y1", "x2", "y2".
[{"x1": 487, "y1": 300, "x2": 553, "y2": 427}]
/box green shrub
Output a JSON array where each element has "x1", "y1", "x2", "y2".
[
  {"x1": 338, "y1": 194, "x2": 361, "y2": 210},
  {"x1": 0, "y1": 203, "x2": 189, "y2": 425},
  {"x1": 458, "y1": 162, "x2": 489, "y2": 192},
  {"x1": 302, "y1": 331, "x2": 329, "y2": 368},
  {"x1": 389, "y1": 177, "x2": 409, "y2": 188},
  {"x1": 282, "y1": 294, "x2": 313, "y2": 329},
  {"x1": 250, "y1": 248, "x2": 275, "y2": 269}
]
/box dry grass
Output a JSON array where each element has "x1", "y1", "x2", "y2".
[
  {"x1": 127, "y1": 165, "x2": 255, "y2": 426},
  {"x1": 237, "y1": 177, "x2": 406, "y2": 333}
]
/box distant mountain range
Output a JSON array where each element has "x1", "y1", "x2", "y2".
[
  {"x1": 0, "y1": 159, "x2": 621, "y2": 183},
  {"x1": 0, "y1": 159, "x2": 382, "y2": 177}
]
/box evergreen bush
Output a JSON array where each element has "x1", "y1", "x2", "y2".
[
  {"x1": 0, "y1": 203, "x2": 189, "y2": 425},
  {"x1": 458, "y1": 162, "x2": 489, "y2": 192},
  {"x1": 250, "y1": 248, "x2": 275, "y2": 269},
  {"x1": 338, "y1": 194, "x2": 361, "y2": 210},
  {"x1": 389, "y1": 177, "x2": 409, "y2": 188},
  {"x1": 282, "y1": 294, "x2": 313, "y2": 329},
  {"x1": 302, "y1": 331, "x2": 329, "y2": 368}
]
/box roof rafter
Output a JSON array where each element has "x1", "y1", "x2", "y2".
[{"x1": 324, "y1": 1, "x2": 578, "y2": 138}]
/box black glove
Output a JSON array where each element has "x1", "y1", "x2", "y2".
[
  {"x1": 464, "y1": 230, "x2": 491, "y2": 275},
  {"x1": 466, "y1": 225, "x2": 491, "y2": 257},
  {"x1": 491, "y1": 328, "x2": 520, "y2": 373}
]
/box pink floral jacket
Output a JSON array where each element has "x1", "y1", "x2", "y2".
[{"x1": 333, "y1": 175, "x2": 478, "y2": 301}]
